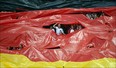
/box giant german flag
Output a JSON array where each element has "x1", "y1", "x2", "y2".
[{"x1": 0, "y1": 7, "x2": 116, "y2": 68}]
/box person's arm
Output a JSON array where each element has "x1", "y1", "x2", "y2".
[
  {"x1": 61, "y1": 29, "x2": 65, "y2": 34},
  {"x1": 53, "y1": 23, "x2": 57, "y2": 28}
]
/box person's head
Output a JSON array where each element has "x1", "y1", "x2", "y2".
[
  {"x1": 58, "y1": 24, "x2": 61, "y2": 28},
  {"x1": 71, "y1": 25, "x2": 74, "y2": 29},
  {"x1": 50, "y1": 26, "x2": 53, "y2": 29},
  {"x1": 77, "y1": 24, "x2": 82, "y2": 30}
]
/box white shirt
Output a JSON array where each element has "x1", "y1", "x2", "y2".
[
  {"x1": 70, "y1": 29, "x2": 74, "y2": 33},
  {"x1": 55, "y1": 27, "x2": 65, "y2": 35}
]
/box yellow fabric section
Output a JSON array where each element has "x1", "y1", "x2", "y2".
[{"x1": 0, "y1": 53, "x2": 116, "y2": 68}]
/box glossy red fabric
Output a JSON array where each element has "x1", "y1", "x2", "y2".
[{"x1": 0, "y1": 7, "x2": 116, "y2": 62}]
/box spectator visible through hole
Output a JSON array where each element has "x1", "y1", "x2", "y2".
[
  {"x1": 7, "y1": 44, "x2": 24, "y2": 50},
  {"x1": 85, "y1": 12, "x2": 106, "y2": 20},
  {"x1": 43, "y1": 23, "x2": 84, "y2": 35},
  {"x1": 52, "y1": 23, "x2": 65, "y2": 35}
]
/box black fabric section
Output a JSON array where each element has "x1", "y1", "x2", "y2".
[{"x1": 0, "y1": 0, "x2": 116, "y2": 12}]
